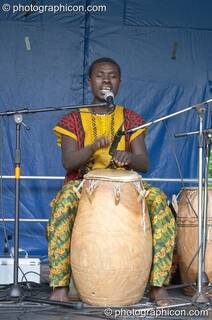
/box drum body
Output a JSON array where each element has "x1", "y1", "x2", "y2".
[
  {"x1": 177, "y1": 188, "x2": 212, "y2": 286},
  {"x1": 71, "y1": 169, "x2": 152, "y2": 307}
]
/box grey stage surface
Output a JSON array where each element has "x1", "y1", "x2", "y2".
[{"x1": 0, "y1": 282, "x2": 211, "y2": 320}]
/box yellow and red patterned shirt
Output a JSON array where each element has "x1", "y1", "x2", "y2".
[{"x1": 53, "y1": 105, "x2": 146, "y2": 183}]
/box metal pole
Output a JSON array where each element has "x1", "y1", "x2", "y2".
[
  {"x1": 8, "y1": 114, "x2": 23, "y2": 298},
  {"x1": 197, "y1": 112, "x2": 203, "y2": 294},
  {"x1": 193, "y1": 107, "x2": 209, "y2": 303}
]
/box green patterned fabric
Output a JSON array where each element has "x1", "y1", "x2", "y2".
[
  {"x1": 144, "y1": 183, "x2": 176, "y2": 286},
  {"x1": 47, "y1": 180, "x2": 81, "y2": 287},
  {"x1": 47, "y1": 180, "x2": 176, "y2": 288}
]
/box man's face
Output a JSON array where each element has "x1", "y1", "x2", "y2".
[{"x1": 89, "y1": 62, "x2": 121, "y2": 103}]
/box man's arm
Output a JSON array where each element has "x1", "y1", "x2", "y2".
[{"x1": 61, "y1": 135, "x2": 110, "y2": 171}]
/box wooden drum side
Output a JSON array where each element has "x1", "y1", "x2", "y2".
[
  {"x1": 177, "y1": 188, "x2": 212, "y2": 285},
  {"x1": 71, "y1": 174, "x2": 152, "y2": 307}
]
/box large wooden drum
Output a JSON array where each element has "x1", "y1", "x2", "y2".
[
  {"x1": 71, "y1": 169, "x2": 152, "y2": 307},
  {"x1": 177, "y1": 188, "x2": 212, "y2": 288}
]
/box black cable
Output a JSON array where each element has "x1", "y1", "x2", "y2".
[
  {"x1": 16, "y1": 305, "x2": 57, "y2": 320},
  {"x1": 20, "y1": 270, "x2": 46, "y2": 286},
  {"x1": 5, "y1": 254, "x2": 35, "y2": 293}
]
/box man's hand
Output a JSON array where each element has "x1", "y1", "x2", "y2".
[
  {"x1": 91, "y1": 136, "x2": 111, "y2": 152},
  {"x1": 112, "y1": 150, "x2": 133, "y2": 167}
]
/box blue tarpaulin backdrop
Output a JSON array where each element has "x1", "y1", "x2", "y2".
[{"x1": 0, "y1": 0, "x2": 212, "y2": 259}]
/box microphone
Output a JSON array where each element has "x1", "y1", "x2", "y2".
[
  {"x1": 103, "y1": 90, "x2": 114, "y2": 106},
  {"x1": 109, "y1": 126, "x2": 125, "y2": 156}
]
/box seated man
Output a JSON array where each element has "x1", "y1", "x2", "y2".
[{"x1": 47, "y1": 57, "x2": 176, "y2": 306}]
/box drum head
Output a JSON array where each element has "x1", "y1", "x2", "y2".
[{"x1": 84, "y1": 169, "x2": 142, "y2": 182}]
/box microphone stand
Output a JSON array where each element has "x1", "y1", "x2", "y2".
[
  {"x1": 125, "y1": 98, "x2": 212, "y2": 134},
  {"x1": 8, "y1": 114, "x2": 24, "y2": 297},
  {"x1": 0, "y1": 102, "x2": 107, "y2": 117},
  {"x1": 203, "y1": 132, "x2": 212, "y2": 271},
  {"x1": 175, "y1": 127, "x2": 212, "y2": 301},
  {"x1": 1, "y1": 102, "x2": 107, "y2": 300},
  {"x1": 192, "y1": 106, "x2": 208, "y2": 303},
  {"x1": 113, "y1": 98, "x2": 212, "y2": 303},
  {"x1": 202, "y1": 130, "x2": 212, "y2": 293}
]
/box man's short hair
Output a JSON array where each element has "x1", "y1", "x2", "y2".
[{"x1": 88, "y1": 57, "x2": 121, "y2": 79}]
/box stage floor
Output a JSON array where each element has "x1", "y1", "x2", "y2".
[{"x1": 0, "y1": 283, "x2": 211, "y2": 320}]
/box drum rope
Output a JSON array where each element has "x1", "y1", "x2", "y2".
[
  {"x1": 132, "y1": 181, "x2": 149, "y2": 231},
  {"x1": 113, "y1": 184, "x2": 121, "y2": 205},
  {"x1": 174, "y1": 189, "x2": 198, "y2": 218},
  {"x1": 85, "y1": 179, "x2": 99, "y2": 202},
  {"x1": 72, "y1": 180, "x2": 84, "y2": 199}
]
